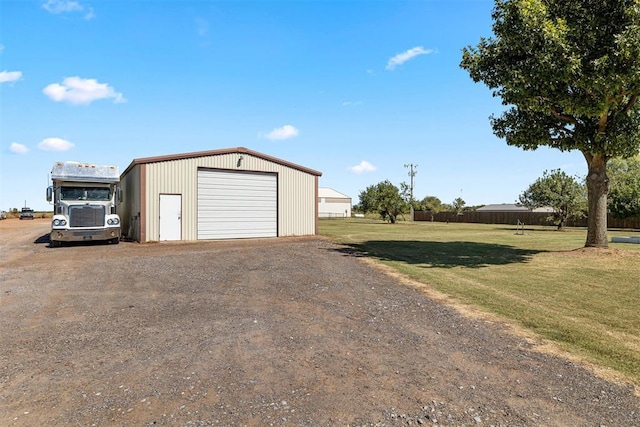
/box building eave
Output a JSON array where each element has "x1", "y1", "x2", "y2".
[{"x1": 121, "y1": 147, "x2": 322, "y2": 178}]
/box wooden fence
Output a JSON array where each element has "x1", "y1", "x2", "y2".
[{"x1": 414, "y1": 210, "x2": 640, "y2": 230}]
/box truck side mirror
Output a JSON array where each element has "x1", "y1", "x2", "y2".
[
  {"x1": 46, "y1": 186, "x2": 53, "y2": 203},
  {"x1": 117, "y1": 187, "x2": 123, "y2": 204}
]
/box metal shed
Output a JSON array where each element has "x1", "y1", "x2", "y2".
[{"x1": 119, "y1": 147, "x2": 322, "y2": 242}]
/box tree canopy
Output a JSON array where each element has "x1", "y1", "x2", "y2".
[
  {"x1": 419, "y1": 196, "x2": 444, "y2": 212},
  {"x1": 451, "y1": 197, "x2": 466, "y2": 215},
  {"x1": 608, "y1": 155, "x2": 640, "y2": 218},
  {"x1": 519, "y1": 169, "x2": 586, "y2": 228},
  {"x1": 416, "y1": 196, "x2": 444, "y2": 220},
  {"x1": 358, "y1": 180, "x2": 408, "y2": 223},
  {"x1": 461, "y1": 0, "x2": 640, "y2": 247}
]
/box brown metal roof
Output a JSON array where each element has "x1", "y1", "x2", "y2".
[{"x1": 122, "y1": 146, "x2": 322, "y2": 177}]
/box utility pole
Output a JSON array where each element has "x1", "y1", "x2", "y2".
[{"x1": 404, "y1": 163, "x2": 417, "y2": 221}]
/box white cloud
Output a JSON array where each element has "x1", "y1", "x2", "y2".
[
  {"x1": 43, "y1": 77, "x2": 126, "y2": 105},
  {"x1": 349, "y1": 160, "x2": 376, "y2": 174},
  {"x1": 43, "y1": 0, "x2": 82, "y2": 13},
  {"x1": 38, "y1": 137, "x2": 75, "y2": 151},
  {"x1": 42, "y1": 1, "x2": 95, "y2": 20},
  {"x1": 262, "y1": 125, "x2": 299, "y2": 141},
  {"x1": 386, "y1": 46, "x2": 435, "y2": 70},
  {"x1": 0, "y1": 44, "x2": 4, "y2": 52},
  {"x1": 0, "y1": 71, "x2": 23, "y2": 84},
  {"x1": 9, "y1": 143, "x2": 29, "y2": 154}
]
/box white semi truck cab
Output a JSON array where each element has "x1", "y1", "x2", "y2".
[{"x1": 47, "y1": 161, "x2": 122, "y2": 246}]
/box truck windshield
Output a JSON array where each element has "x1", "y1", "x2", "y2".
[{"x1": 60, "y1": 186, "x2": 111, "y2": 201}]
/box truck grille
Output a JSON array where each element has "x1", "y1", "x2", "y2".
[{"x1": 69, "y1": 205, "x2": 105, "y2": 227}]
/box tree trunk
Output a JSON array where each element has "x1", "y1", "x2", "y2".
[{"x1": 584, "y1": 152, "x2": 609, "y2": 248}]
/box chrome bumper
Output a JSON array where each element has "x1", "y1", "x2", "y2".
[{"x1": 50, "y1": 228, "x2": 121, "y2": 242}]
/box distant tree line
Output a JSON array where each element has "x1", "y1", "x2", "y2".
[
  {"x1": 354, "y1": 182, "x2": 477, "y2": 223},
  {"x1": 354, "y1": 155, "x2": 640, "y2": 227}
]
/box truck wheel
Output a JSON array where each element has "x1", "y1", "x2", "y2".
[
  {"x1": 111, "y1": 238, "x2": 120, "y2": 245},
  {"x1": 51, "y1": 240, "x2": 61, "y2": 248}
]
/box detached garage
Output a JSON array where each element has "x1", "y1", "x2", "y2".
[{"x1": 119, "y1": 147, "x2": 322, "y2": 242}]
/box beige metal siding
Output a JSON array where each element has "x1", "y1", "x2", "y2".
[
  {"x1": 279, "y1": 166, "x2": 316, "y2": 236},
  {"x1": 142, "y1": 152, "x2": 316, "y2": 241},
  {"x1": 119, "y1": 165, "x2": 141, "y2": 241}
]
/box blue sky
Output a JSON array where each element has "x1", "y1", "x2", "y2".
[{"x1": 0, "y1": 0, "x2": 585, "y2": 212}]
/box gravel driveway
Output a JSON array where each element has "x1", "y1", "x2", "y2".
[{"x1": 1, "y1": 219, "x2": 638, "y2": 426}]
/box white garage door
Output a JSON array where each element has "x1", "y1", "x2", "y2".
[{"x1": 197, "y1": 169, "x2": 277, "y2": 239}]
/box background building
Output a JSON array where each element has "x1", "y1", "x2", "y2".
[{"x1": 318, "y1": 187, "x2": 352, "y2": 218}]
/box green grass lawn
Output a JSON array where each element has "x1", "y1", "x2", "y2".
[{"x1": 319, "y1": 218, "x2": 640, "y2": 386}]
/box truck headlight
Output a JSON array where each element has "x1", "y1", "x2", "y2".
[
  {"x1": 107, "y1": 218, "x2": 120, "y2": 226},
  {"x1": 52, "y1": 218, "x2": 67, "y2": 226}
]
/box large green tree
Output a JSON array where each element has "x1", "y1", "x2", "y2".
[
  {"x1": 608, "y1": 155, "x2": 640, "y2": 218},
  {"x1": 519, "y1": 169, "x2": 586, "y2": 229},
  {"x1": 461, "y1": 0, "x2": 640, "y2": 247},
  {"x1": 358, "y1": 180, "x2": 408, "y2": 223}
]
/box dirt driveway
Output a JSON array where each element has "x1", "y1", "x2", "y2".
[{"x1": 1, "y1": 219, "x2": 638, "y2": 426}]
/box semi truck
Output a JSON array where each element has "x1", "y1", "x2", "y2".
[{"x1": 47, "y1": 161, "x2": 122, "y2": 246}]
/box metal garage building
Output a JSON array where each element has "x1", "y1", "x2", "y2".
[
  {"x1": 119, "y1": 147, "x2": 322, "y2": 242},
  {"x1": 318, "y1": 187, "x2": 352, "y2": 218}
]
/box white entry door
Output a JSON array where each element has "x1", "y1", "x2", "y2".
[{"x1": 159, "y1": 194, "x2": 182, "y2": 241}]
